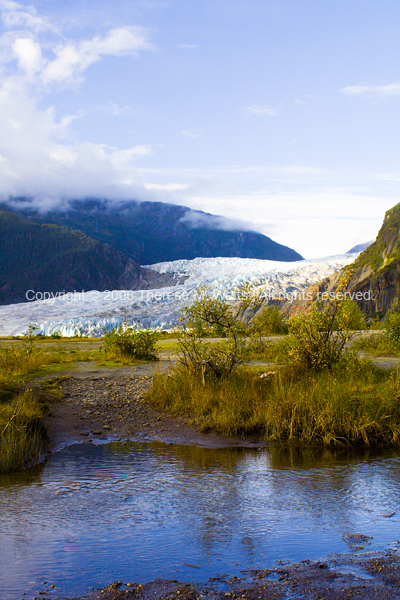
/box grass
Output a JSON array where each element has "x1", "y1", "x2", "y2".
[
  {"x1": 0, "y1": 333, "x2": 161, "y2": 472},
  {"x1": 245, "y1": 336, "x2": 294, "y2": 363},
  {"x1": 147, "y1": 359, "x2": 400, "y2": 447},
  {"x1": 352, "y1": 333, "x2": 400, "y2": 357},
  {"x1": 0, "y1": 389, "x2": 46, "y2": 472},
  {"x1": 0, "y1": 342, "x2": 95, "y2": 472}
]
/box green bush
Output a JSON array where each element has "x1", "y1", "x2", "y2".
[
  {"x1": 102, "y1": 323, "x2": 159, "y2": 362},
  {"x1": 177, "y1": 284, "x2": 260, "y2": 381},
  {"x1": 385, "y1": 311, "x2": 400, "y2": 343},
  {"x1": 287, "y1": 299, "x2": 356, "y2": 371},
  {"x1": 335, "y1": 299, "x2": 365, "y2": 331},
  {"x1": 251, "y1": 304, "x2": 289, "y2": 336}
]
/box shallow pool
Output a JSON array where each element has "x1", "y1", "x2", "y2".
[{"x1": 1, "y1": 442, "x2": 399, "y2": 599}]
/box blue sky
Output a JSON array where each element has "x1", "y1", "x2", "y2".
[{"x1": 0, "y1": 0, "x2": 399, "y2": 258}]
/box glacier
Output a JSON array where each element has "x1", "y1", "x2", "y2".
[{"x1": 0, "y1": 254, "x2": 358, "y2": 337}]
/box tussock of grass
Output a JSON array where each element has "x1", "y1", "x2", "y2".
[{"x1": 148, "y1": 361, "x2": 400, "y2": 447}]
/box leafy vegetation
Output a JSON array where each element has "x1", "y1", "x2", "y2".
[
  {"x1": 147, "y1": 286, "x2": 400, "y2": 447},
  {"x1": 250, "y1": 304, "x2": 289, "y2": 336},
  {"x1": 101, "y1": 323, "x2": 159, "y2": 363},
  {"x1": 285, "y1": 298, "x2": 361, "y2": 371},
  {"x1": 385, "y1": 311, "x2": 400, "y2": 343},
  {"x1": 176, "y1": 285, "x2": 260, "y2": 381}
]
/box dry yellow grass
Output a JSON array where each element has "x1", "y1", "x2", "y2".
[{"x1": 148, "y1": 361, "x2": 400, "y2": 447}]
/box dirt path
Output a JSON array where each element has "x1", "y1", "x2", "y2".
[
  {"x1": 42, "y1": 358, "x2": 266, "y2": 451},
  {"x1": 38, "y1": 343, "x2": 400, "y2": 453}
]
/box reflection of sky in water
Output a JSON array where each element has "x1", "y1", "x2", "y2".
[{"x1": 0, "y1": 443, "x2": 399, "y2": 599}]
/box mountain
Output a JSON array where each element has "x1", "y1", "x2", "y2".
[
  {"x1": 0, "y1": 211, "x2": 174, "y2": 305},
  {"x1": 3, "y1": 198, "x2": 303, "y2": 264},
  {"x1": 289, "y1": 203, "x2": 400, "y2": 316},
  {"x1": 346, "y1": 241, "x2": 374, "y2": 253}
]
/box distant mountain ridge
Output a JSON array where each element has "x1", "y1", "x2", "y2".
[
  {"x1": 346, "y1": 241, "x2": 374, "y2": 254},
  {"x1": 0, "y1": 211, "x2": 174, "y2": 305},
  {"x1": 3, "y1": 198, "x2": 303, "y2": 264}
]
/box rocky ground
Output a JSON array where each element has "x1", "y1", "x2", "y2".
[
  {"x1": 62, "y1": 549, "x2": 400, "y2": 600},
  {"x1": 43, "y1": 360, "x2": 265, "y2": 451}
]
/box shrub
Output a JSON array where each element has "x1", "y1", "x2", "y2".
[
  {"x1": 251, "y1": 304, "x2": 289, "y2": 336},
  {"x1": 102, "y1": 323, "x2": 159, "y2": 362},
  {"x1": 287, "y1": 300, "x2": 355, "y2": 371},
  {"x1": 335, "y1": 299, "x2": 365, "y2": 331},
  {"x1": 177, "y1": 284, "x2": 260, "y2": 381},
  {"x1": 385, "y1": 311, "x2": 400, "y2": 343}
]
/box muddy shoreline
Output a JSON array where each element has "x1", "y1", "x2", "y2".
[{"x1": 57, "y1": 549, "x2": 400, "y2": 600}]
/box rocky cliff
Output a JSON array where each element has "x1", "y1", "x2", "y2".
[{"x1": 288, "y1": 203, "x2": 400, "y2": 316}]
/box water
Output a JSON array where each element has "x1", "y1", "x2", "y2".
[{"x1": 1, "y1": 442, "x2": 400, "y2": 599}]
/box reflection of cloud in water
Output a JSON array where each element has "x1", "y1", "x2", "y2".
[{"x1": 0, "y1": 442, "x2": 400, "y2": 599}]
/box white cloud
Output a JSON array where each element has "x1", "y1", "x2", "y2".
[
  {"x1": 180, "y1": 210, "x2": 255, "y2": 232},
  {"x1": 0, "y1": 2, "x2": 159, "y2": 205},
  {"x1": 0, "y1": 80, "x2": 155, "y2": 201},
  {"x1": 0, "y1": 1, "x2": 154, "y2": 88},
  {"x1": 0, "y1": 0, "x2": 55, "y2": 33},
  {"x1": 41, "y1": 27, "x2": 153, "y2": 86},
  {"x1": 243, "y1": 105, "x2": 278, "y2": 116},
  {"x1": 181, "y1": 190, "x2": 391, "y2": 258},
  {"x1": 12, "y1": 36, "x2": 43, "y2": 76},
  {"x1": 341, "y1": 82, "x2": 400, "y2": 97},
  {"x1": 182, "y1": 128, "x2": 203, "y2": 138},
  {"x1": 145, "y1": 182, "x2": 189, "y2": 191}
]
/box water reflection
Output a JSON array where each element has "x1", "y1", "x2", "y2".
[{"x1": 0, "y1": 442, "x2": 399, "y2": 600}]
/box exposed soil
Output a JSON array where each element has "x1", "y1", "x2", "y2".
[{"x1": 42, "y1": 360, "x2": 266, "y2": 451}]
